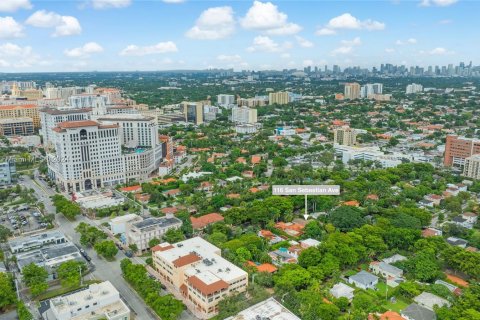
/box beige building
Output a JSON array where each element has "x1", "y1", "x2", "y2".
[
  {"x1": 344, "y1": 83, "x2": 361, "y2": 100},
  {"x1": 0, "y1": 117, "x2": 34, "y2": 136},
  {"x1": 463, "y1": 154, "x2": 480, "y2": 179},
  {"x1": 0, "y1": 104, "x2": 40, "y2": 127},
  {"x1": 182, "y1": 101, "x2": 204, "y2": 125},
  {"x1": 231, "y1": 107, "x2": 257, "y2": 124},
  {"x1": 44, "y1": 281, "x2": 130, "y2": 320},
  {"x1": 333, "y1": 127, "x2": 366, "y2": 146},
  {"x1": 153, "y1": 237, "x2": 248, "y2": 319},
  {"x1": 237, "y1": 97, "x2": 267, "y2": 107},
  {"x1": 268, "y1": 92, "x2": 289, "y2": 105},
  {"x1": 11, "y1": 83, "x2": 43, "y2": 100}
]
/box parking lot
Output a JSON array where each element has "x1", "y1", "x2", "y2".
[{"x1": 0, "y1": 205, "x2": 51, "y2": 234}]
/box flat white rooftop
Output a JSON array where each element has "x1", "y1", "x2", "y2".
[{"x1": 225, "y1": 297, "x2": 300, "y2": 320}]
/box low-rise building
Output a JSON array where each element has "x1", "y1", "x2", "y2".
[
  {"x1": 369, "y1": 261, "x2": 404, "y2": 279},
  {"x1": 126, "y1": 215, "x2": 182, "y2": 252},
  {"x1": 348, "y1": 270, "x2": 379, "y2": 290},
  {"x1": 0, "y1": 117, "x2": 34, "y2": 136},
  {"x1": 330, "y1": 283, "x2": 355, "y2": 300},
  {"x1": 413, "y1": 292, "x2": 451, "y2": 311},
  {"x1": 190, "y1": 213, "x2": 224, "y2": 230},
  {"x1": 152, "y1": 237, "x2": 248, "y2": 319},
  {"x1": 42, "y1": 281, "x2": 130, "y2": 320},
  {"x1": 8, "y1": 230, "x2": 67, "y2": 254},
  {"x1": 401, "y1": 303, "x2": 435, "y2": 320},
  {"x1": 224, "y1": 297, "x2": 300, "y2": 320},
  {"x1": 110, "y1": 214, "x2": 143, "y2": 235}
]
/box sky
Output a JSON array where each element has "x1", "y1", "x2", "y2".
[{"x1": 0, "y1": 0, "x2": 478, "y2": 72}]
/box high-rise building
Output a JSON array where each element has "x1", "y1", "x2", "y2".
[
  {"x1": 231, "y1": 107, "x2": 257, "y2": 124},
  {"x1": 333, "y1": 127, "x2": 364, "y2": 146},
  {"x1": 40, "y1": 108, "x2": 92, "y2": 147},
  {"x1": 11, "y1": 83, "x2": 43, "y2": 100},
  {"x1": 0, "y1": 104, "x2": 40, "y2": 127},
  {"x1": 360, "y1": 83, "x2": 383, "y2": 98},
  {"x1": 0, "y1": 160, "x2": 15, "y2": 185},
  {"x1": 444, "y1": 135, "x2": 480, "y2": 167},
  {"x1": 182, "y1": 101, "x2": 204, "y2": 125},
  {"x1": 268, "y1": 92, "x2": 289, "y2": 105},
  {"x1": 217, "y1": 94, "x2": 235, "y2": 107},
  {"x1": 406, "y1": 83, "x2": 423, "y2": 94},
  {"x1": 152, "y1": 237, "x2": 248, "y2": 319},
  {"x1": 68, "y1": 94, "x2": 108, "y2": 109},
  {"x1": 463, "y1": 155, "x2": 480, "y2": 180},
  {"x1": 344, "y1": 83, "x2": 361, "y2": 100}
]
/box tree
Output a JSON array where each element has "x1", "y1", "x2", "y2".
[
  {"x1": 148, "y1": 238, "x2": 161, "y2": 248},
  {"x1": 207, "y1": 232, "x2": 228, "y2": 247},
  {"x1": 235, "y1": 247, "x2": 252, "y2": 263},
  {"x1": 128, "y1": 243, "x2": 138, "y2": 253},
  {"x1": 406, "y1": 251, "x2": 440, "y2": 282},
  {"x1": 302, "y1": 220, "x2": 323, "y2": 240},
  {"x1": 298, "y1": 247, "x2": 322, "y2": 268},
  {"x1": 163, "y1": 228, "x2": 185, "y2": 243},
  {"x1": 274, "y1": 265, "x2": 312, "y2": 291},
  {"x1": 0, "y1": 272, "x2": 16, "y2": 310},
  {"x1": 57, "y1": 261, "x2": 85, "y2": 288},
  {"x1": 329, "y1": 206, "x2": 365, "y2": 232},
  {"x1": 51, "y1": 194, "x2": 81, "y2": 220},
  {"x1": 0, "y1": 225, "x2": 13, "y2": 242},
  {"x1": 17, "y1": 301, "x2": 33, "y2": 320},
  {"x1": 75, "y1": 222, "x2": 107, "y2": 247},
  {"x1": 94, "y1": 240, "x2": 118, "y2": 260},
  {"x1": 22, "y1": 263, "x2": 48, "y2": 296}
]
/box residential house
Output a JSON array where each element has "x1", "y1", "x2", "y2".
[
  {"x1": 246, "y1": 261, "x2": 277, "y2": 274},
  {"x1": 348, "y1": 270, "x2": 379, "y2": 290},
  {"x1": 413, "y1": 292, "x2": 450, "y2": 311},
  {"x1": 369, "y1": 261, "x2": 403, "y2": 279},
  {"x1": 446, "y1": 237, "x2": 468, "y2": 248},
  {"x1": 269, "y1": 248, "x2": 297, "y2": 265},
  {"x1": 257, "y1": 230, "x2": 283, "y2": 244},
  {"x1": 424, "y1": 194, "x2": 443, "y2": 206},
  {"x1": 190, "y1": 213, "x2": 224, "y2": 230},
  {"x1": 274, "y1": 222, "x2": 304, "y2": 237},
  {"x1": 330, "y1": 283, "x2": 355, "y2": 301},
  {"x1": 462, "y1": 212, "x2": 478, "y2": 224},
  {"x1": 434, "y1": 280, "x2": 462, "y2": 296},
  {"x1": 422, "y1": 228, "x2": 442, "y2": 238},
  {"x1": 300, "y1": 238, "x2": 321, "y2": 248},
  {"x1": 401, "y1": 304, "x2": 436, "y2": 320},
  {"x1": 382, "y1": 254, "x2": 407, "y2": 265}
]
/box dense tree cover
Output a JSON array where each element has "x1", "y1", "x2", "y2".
[
  {"x1": 51, "y1": 194, "x2": 81, "y2": 220},
  {"x1": 163, "y1": 228, "x2": 185, "y2": 243},
  {"x1": 22, "y1": 263, "x2": 48, "y2": 296},
  {"x1": 75, "y1": 222, "x2": 107, "y2": 247},
  {"x1": 120, "y1": 259, "x2": 184, "y2": 320},
  {"x1": 17, "y1": 301, "x2": 33, "y2": 320},
  {"x1": 94, "y1": 240, "x2": 118, "y2": 260},
  {"x1": 0, "y1": 272, "x2": 16, "y2": 311},
  {"x1": 0, "y1": 225, "x2": 13, "y2": 242},
  {"x1": 57, "y1": 261, "x2": 86, "y2": 288},
  {"x1": 437, "y1": 284, "x2": 480, "y2": 320},
  {"x1": 328, "y1": 206, "x2": 366, "y2": 231}
]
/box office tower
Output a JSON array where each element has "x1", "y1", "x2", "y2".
[
  {"x1": 406, "y1": 83, "x2": 423, "y2": 94},
  {"x1": 40, "y1": 108, "x2": 91, "y2": 147},
  {"x1": 68, "y1": 94, "x2": 109, "y2": 109},
  {"x1": 334, "y1": 127, "x2": 358, "y2": 146},
  {"x1": 463, "y1": 155, "x2": 480, "y2": 179},
  {"x1": 344, "y1": 83, "x2": 361, "y2": 100},
  {"x1": 360, "y1": 83, "x2": 383, "y2": 98},
  {"x1": 182, "y1": 101, "x2": 204, "y2": 125},
  {"x1": 268, "y1": 92, "x2": 290, "y2": 105},
  {"x1": 217, "y1": 94, "x2": 235, "y2": 107},
  {"x1": 444, "y1": 135, "x2": 480, "y2": 167},
  {"x1": 0, "y1": 104, "x2": 40, "y2": 128},
  {"x1": 231, "y1": 107, "x2": 258, "y2": 124}
]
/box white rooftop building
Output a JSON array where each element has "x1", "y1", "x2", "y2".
[{"x1": 225, "y1": 297, "x2": 300, "y2": 320}]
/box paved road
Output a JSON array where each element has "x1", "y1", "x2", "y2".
[{"x1": 22, "y1": 174, "x2": 158, "y2": 320}]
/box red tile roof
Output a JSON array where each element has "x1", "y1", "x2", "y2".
[
  {"x1": 172, "y1": 253, "x2": 201, "y2": 268},
  {"x1": 57, "y1": 120, "x2": 100, "y2": 129},
  {"x1": 151, "y1": 244, "x2": 174, "y2": 252},
  {"x1": 190, "y1": 213, "x2": 224, "y2": 229},
  {"x1": 120, "y1": 185, "x2": 142, "y2": 192},
  {"x1": 187, "y1": 275, "x2": 229, "y2": 296}
]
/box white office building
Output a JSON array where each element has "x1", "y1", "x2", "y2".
[
  {"x1": 406, "y1": 83, "x2": 423, "y2": 94},
  {"x1": 40, "y1": 108, "x2": 91, "y2": 147},
  {"x1": 126, "y1": 215, "x2": 182, "y2": 252},
  {"x1": 360, "y1": 83, "x2": 383, "y2": 98},
  {"x1": 44, "y1": 281, "x2": 131, "y2": 320},
  {"x1": 231, "y1": 107, "x2": 257, "y2": 124},
  {"x1": 334, "y1": 144, "x2": 406, "y2": 168},
  {"x1": 217, "y1": 94, "x2": 235, "y2": 107},
  {"x1": 69, "y1": 94, "x2": 109, "y2": 109}
]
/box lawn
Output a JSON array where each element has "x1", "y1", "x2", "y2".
[{"x1": 376, "y1": 282, "x2": 410, "y2": 312}]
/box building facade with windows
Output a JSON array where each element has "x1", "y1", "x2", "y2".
[
  {"x1": 0, "y1": 104, "x2": 40, "y2": 127},
  {"x1": 444, "y1": 135, "x2": 480, "y2": 167},
  {"x1": 0, "y1": 117, "x2": 34, "y2": 136},
  {"x1": 126, "y1": 215, "x2": 182, "y2": 252}
]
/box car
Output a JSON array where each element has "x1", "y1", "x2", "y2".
[{"x1": 125, "y1": 251, "x2": 133, "y2": 258}]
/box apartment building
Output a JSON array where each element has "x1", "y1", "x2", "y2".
[
  {"x1": 268, "y1": 91, "x2": 289, "y2": 105},
  {"x1": 444, "y1": 135, "x2": 480, "y2": 167},
  {"x1": 344, "y1": 82, "x2": 361, "y2": 100},
  {"x1": 333, "y1": 127, "x2": 366, "y2": 146},
  {"x1": 0, "y1": 104, "x2": 40, "y2": 127},
  {"x1": 40, "y1": 108, "x2": 91, "y2": 147},
  {"x1": 44, "y1": 281, "x2": 130, "y2": 320},
  {"x1": 69, "y1": 94, "x2": 109, "y2": 109},
  {"x1": 463, "y1": 154, "x2": 480, "y2": 179},
  {"x1": 0, "y1": 117, "x2": 34, "y2": 136},
  {"x1": 152, "y1": 237, "x2": 248, "y2": 319},
  {"x1": 126, "y1": 215, "x2": 182, "y2": 252},
  {"x1": 0, "y1": 160, "x2": 16, "y2": 186},
  {"x1": 217, "y1": 94, "x2": 235, "y2": 107},
  {"x1": 231, "y1": 106, "x2": 257, "y2": 124},
  {"x1": 237, "y1": 96, "x2": 267, "y2": 107},
  {"x1": 360, "y1": 83, "x2": 383, "y2": 98},
  {"x1": 11, "y1": 83, "x2": 43, "y2": 100},
  {"x1": 334, "y1": 145, "x2": 404, "y2": 168},
  {"x1": 406, "y1": 83, "x2": 423, "y2": 94}
]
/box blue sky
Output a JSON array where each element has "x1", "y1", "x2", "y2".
[{"x1": 0, "y1": 0, "x2": 478, "y2": 72}]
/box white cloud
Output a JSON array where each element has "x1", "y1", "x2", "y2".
[
  {"x1": 420, "y1": 0, "x2": 458, "y2": 6},
  {"x1": 316, "y1": 28, "x2": 336, "y2": 36},
  {"x1": 331, "y1": 37, "x2": 361, "y2": 56},
  {"x1": 240, "y1": 1, "x2": 301, "y2": 35},
  {"x1": 396, "y1": 38, "x2": 417, "y2": 45},
  {"x1": 0, "y1": 0, "x2": 32, "y2": 12},
  {"x1": 0, "y1": 17, "x2": 24, "y2": 39},
  {"x1": 64, "y1": 42, "x2": 104, "y2": 58},
  {"x1": 385, "y1": 48, "x2": 395, "y2": 53},
  {"x1": 280, "y1": 53, "x2": 290, "y2": 59},
  {"x1": 295, "y1": 36, "x2": 313, "y2": 48},
  {"x1": 247, "y1": 36, "x2": 286, "y2": 52},
  {"x1": 26, "y1": 10, "x2": 82, "y2": 37},
  {"x1": 341, "y1": 37, "x2": 361, "y2": 46},
  {"x1": 217, "y1": 54, "x2": 242, "y2": 63},
  {"x1": 427, "y1": 47, "x2": 454, "y2": 55},
  {"x1": 0, "y1": 42, "x2": 31, "y2": 57},
  {"x1": 317, "y1": 13, "x2": 385, "y2": 35},
  {"x1": 186, "y1": 6, "x2": 235, "y2": 40},
  {"x1": 91, "y1": 0, "x2": 131, "y2": 9},
  {"x1": 119, "y1": 41, "x2": 178, "y2": 56},
  {"x1": 0, "y1": 42, "x2": 44, "y2": 68}
]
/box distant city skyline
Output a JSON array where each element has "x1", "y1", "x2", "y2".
[{"x1": 0, "y1": 0, "x2": 478, "y2": 72}]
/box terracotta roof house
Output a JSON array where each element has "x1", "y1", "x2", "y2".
[
  {"x1": 190, "y1": 213, "x2": 224, "y2": 230},
  {"x1": 120, "y1": 185, "x2": 142, "y2": 193}
]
